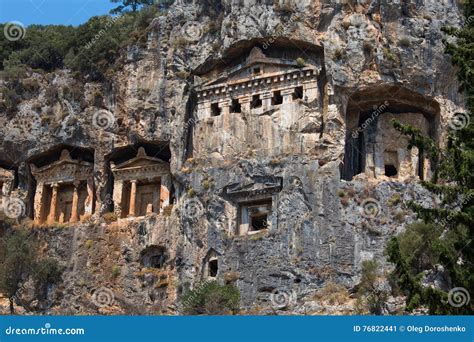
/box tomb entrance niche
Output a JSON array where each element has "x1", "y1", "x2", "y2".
[
  {"x1": 195, "y1": 46, "x2": 321, "y2": 120},
  {"x1": 140, "y1": 245, "x2": 167, "y2": 269},
  {"x1": 203, "y1": 249, "x2": 219, "y2": 279},
  {"x1": 224, "y1": 176, "x2": 282, "y2": 236},
  {"x1": 111, "y1": 147, "x2": 172, "y2": 218},
  {"x1": 31, "y1": 149, "x2": 94, "y2": 224},
  {"x1": 342, "y1": 87, "x2": 439, "y2": 181}
]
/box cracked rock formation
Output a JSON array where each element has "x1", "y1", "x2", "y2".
[{"x1": 0, "y1": 0, "x2": 466, "y2": 314}]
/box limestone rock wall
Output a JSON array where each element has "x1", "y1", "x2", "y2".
[{"x1": 0, "y1": 0, "x2": 467, "y2": 314}]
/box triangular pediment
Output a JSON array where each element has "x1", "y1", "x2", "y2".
[
  {"x1": 114, "y1": 158, "x2": 167, "y2": 170},
  {"x1": 112, "y1": 148, "x2": 168, "y2": 171},
  {"x1": 32, "y1": 150, "x2": 92, "y2": 174},
  {"x1": 202, "y1": 47, "x2": 300, "y2": 88},
  {"x1": 30, "y1": 150, "x2": 93, "y2": 183}
]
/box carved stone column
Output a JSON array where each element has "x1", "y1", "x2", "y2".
[
  {"x1": 129, "y1": 180, "x2": 137, "y2": 217},
  {"x1": 70, "y1": 182, "x2": 80, "y2": 222},
  {"x1": 160, "y1": 176, "x2": 171, "y2": 212},
  {"x1": 47, "y1": 183, "x2": 59, "y2": 224},
  {"x1": 261, "y1": 92, "x2": 272, "y2": 111},
  {"x1": 196, "y1": 101, "x2": 210, "y2": 120},
  {"x1": 220, "y1": 99, "x2": 231, "y2": 130},
  {"x1": 410, "y1": 147, "x2": 420, "y2": 178},
  {"x1": 281, "y1": 89, "x2": 294, "y2": 104},
  {"x1": 112, "y1": 179, "x2": 124, "y2": 218},
  {"x1": 239, "y1": 96, "x2": 251, "y2": 112},
  {"x1": 33, "y1": 182, "x2": 45, "y2": 224},
  {"x1": 84, "y1": 178, "x2": 94, "y2": 216},
  {"x1": 303, "y1": 80, "x2": 318, "y2": 102}
]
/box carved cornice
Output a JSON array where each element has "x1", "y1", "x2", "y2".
[
  {"x1": 111, "y1": 147, "x2": 170, "y2": 181},
  {"x1": 30, "y1": 149, "x2": 93, "y2": 184},
  {"x1": 197, "y1": 67, "x2": 319, "y2": 103},
  {"x1": 225, "y1": 176, "x2": 282, "y2": 200},
  {"x1": 112, "y1": 164, "x2": 169, "y2": 181},
  {"x1": 31, "y1": 162, "x2": 93, "y2": 184}
]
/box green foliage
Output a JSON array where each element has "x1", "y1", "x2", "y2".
[
  {"x1": 0, "y1": 229, "x2": 62, "y2": 313},
  {"x1": 0, "y1": 4, "x2": 166, "y2": 81},
  {"x1": 295, "y1": 57, "x2": 306, "y2": 67},
  {"x1": 356, "y1": 260, "x2": 388, "y2": 315},
  {"x1": 386, "y1": 223, "x2": 471, "y2": 314},
  {"x1": 110, "y1": 0, "x2": 155, "y2": 14},
  {"x1": 0, "y1": 229, "x2": 37, "y2": 300},
  {"x1": 33, "y1": 257, "x2": 63, "y2": 300},
  {"x1": 112, "y1": 265, "x2": 121, "y2": 278},
  {"x1": 386, "y1": 1, "x2": 474, "y2": 314},
  {"x1": 181, "y1": 281, "x2": 240, "y2": 315},
  {"x1": 63, "y1": 14, "x2": 138, "y2": 80}
]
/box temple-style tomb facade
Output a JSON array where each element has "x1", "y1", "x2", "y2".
[
  {"x1": 31, "y1": 149, "x2": 94, "y2": 224},
  {"x1": 111, "y1": 147, "x2": 171, "y2": 218},
  {"x1": 196, "y1": 46, "x2": 320, "y2": 121}
]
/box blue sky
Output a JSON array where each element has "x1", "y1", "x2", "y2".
[{"x1": 0, "y1": 0, "x2": 117, "y2": 26}]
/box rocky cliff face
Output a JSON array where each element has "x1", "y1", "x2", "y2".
[{"x1": 0, "y1": 0, "x2": 466, "y2": 315}]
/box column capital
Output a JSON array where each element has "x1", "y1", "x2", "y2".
[
  {"x1": 219, "y1": 99, "x2": 231, "y2": 107},
  {"x1": 238, "y1": 96, "x2": 251, "y2": 104},
  {"x1": 281, "y1": 88, "x2": 294, "y2": 96}
]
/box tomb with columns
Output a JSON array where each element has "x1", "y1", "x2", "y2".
[
  {"x1": 343, "y1": 86, "x2": 439, "y2": 181},
  {"x1": 193, "y1": 44, "x2": 324, "y2": 157},
  {"x1": 31, "y1": 149, "x2": 94, "y2": 224},
  {"x1": 111, "y1": 147, "x2": 171, "y2": 218}
]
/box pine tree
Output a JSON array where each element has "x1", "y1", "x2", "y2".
[
  {"x1": 386, "y1": 1, "x2": 474, "y2": 314},
  {"x1": 110, "y1": 0, "x2": 155, "y2": 14}
]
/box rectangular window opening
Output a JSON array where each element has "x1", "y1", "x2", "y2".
[
  {"x1": 272, "y1": 90, "x2": 283, "y2": 105},
  {"x1": 239, "y1": 199, "x2": 272, "y2": 235},
  {"x1": 231, "y1": 98, "x2": 241, "y2": 113},
  {"x1": 211, "y1": 103, "x2": 221, "y2": 117},
  {"x1": 293, "y1": 86, "x2": 304, "y2": 100},
  {"x1": 209, "y1": 259, "x2": 218, "y2": 277},
  {"x1": 251, "y1": 95, "x2": 262, "y2": 109},
  {"x1": 252, "y1": 67, "x2": 261, "y2": 76}
]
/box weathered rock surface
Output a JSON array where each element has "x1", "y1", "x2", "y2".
[{"x1": 0, "y1": 0, "x2": 466, "y2": 315}]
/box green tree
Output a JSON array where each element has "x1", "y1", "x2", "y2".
[
  {"x1": 110, "y1": 0, "x2": 155, "y2": 14},
  {"x1": 181, "y1": 281, "x2": 241, "y2": 315},
  {"x1": 0, "y1": 229, "x2": 63, "y2": 314},
  {"x1": 0, "y1": 229, "x2": 37, "y2": 314},
  {"x1": 356, "y1": 260, "x2": 389, "y2": 315},
  {"x1": 386, "y1": 0, "x2": 474, "y2": 314}
]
